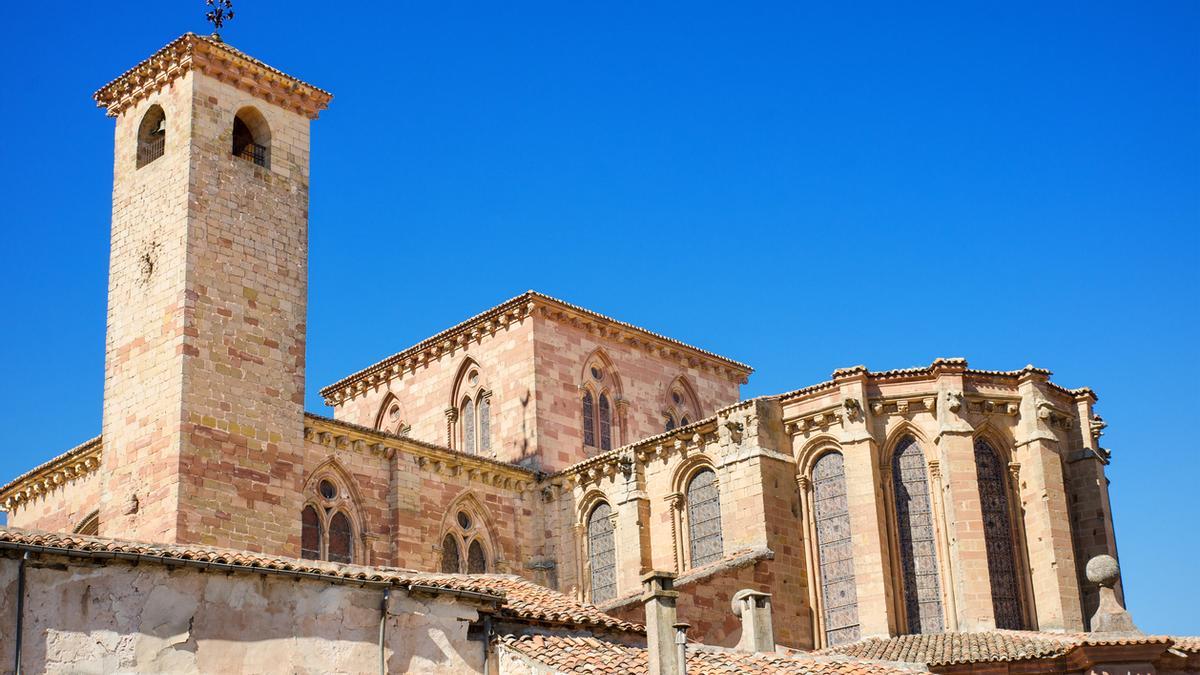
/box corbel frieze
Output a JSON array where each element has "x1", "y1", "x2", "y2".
[
  {"x1": 867, "y1": 395, "x2": 937, "y2": 419},
  {"x1": 965, "y1": 395, "x2": 1021, "y2": 418},
  {"x1": 1033, "y1": 396, "x2": 1075, "y2": 430},
  {"x1": 783, "y1": 405, "x2": 845, "y2": 436},
  {"x1": 0, "y1": 439, "x2": 103, "y2": 511}
]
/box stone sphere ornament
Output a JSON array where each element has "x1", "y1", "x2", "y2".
[{"x1": 1086, "y1": 554, "x2": 1121, "y2": 588}]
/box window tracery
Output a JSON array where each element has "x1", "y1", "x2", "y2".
[
  {"x1": 812, "y1": 451, "x2": 861, "y2": 646},
  {"x1": 890, "y1": 436, "x2": 944, "y2": 634},
  {"x1": 300, "y1": 467, "x2": 360, "y2": 564},
  {"x1": 452, "y1": 361, "x2": 491, "y2": 455},
  {"x1": 663, "y1": 377, "x2": 699, "y2": 432},
  {"x1": 581, "y1": 354, "x2": 620, "y2": 452},
  {"x1": 586, "y1": 501, "x2": 617, "y2": 603},
  {"x1": 975, "y1": 437, "x2": 1024, "y2": 629},
  {"x1": 439, "y1": 501, "x2": 491, "y2": 574},
  {"x1": 686, "y1": 467, "x2": 724, "y2": 567}
]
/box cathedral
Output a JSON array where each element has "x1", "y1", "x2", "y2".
[{"x1": 0, "y1": 31, "x2": 1194, "y2": 675}]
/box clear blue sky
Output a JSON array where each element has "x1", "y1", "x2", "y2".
[{"x1": 0, "y1": 2, "x2": 1196, "y2": 633}]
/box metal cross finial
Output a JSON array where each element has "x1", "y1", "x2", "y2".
[{"x1": 206, "y1": 0, "x2": 235, "y2": 35}]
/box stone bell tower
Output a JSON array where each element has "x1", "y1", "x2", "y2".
[{"x1": 93, "y1": 33, "x2": 331, "y2": 551}]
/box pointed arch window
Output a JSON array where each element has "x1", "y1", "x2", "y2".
[
  {"x1": 301, "y1": 471, "x2": 361, "y2": 563},
  {"x1": 454, "y1": 364, "x2": 491, "y2": 455},
  {"x1": 587, "y1": 501, "x2": 617, "y2": 603},
  {"x1": 664, "y1": 377, "x2": 699, "y2": 432},
  {"x1": 136, "y1": 105, "x2": 166, "y2": 168},
  {"x1": 687, "y1": 468, "x2": 724, "y2": 567},
  {"x1": 582, "y1": 391, "x2": 596, "y2": 447},
  {"x1": 975, "y1": 438, "x2": 1024, "y2": 629},
  {"x1": 440, "y1": 503, "x2": 491, "y2": 574},
  {"x1": 598, "y1": 394, "x2": 612, "y2": 451},
  {"x1": 441, "y1": 534, "x2": 461, "y2": 573},
  {"x1": 463, "y1": 396, "x2": 477, "y2": 455},
  {"x1": 891, "y1": 436, "x2": 944, "y2": 634},
  {"x1": 812, "y1": 452, "x2": 861, "y2": 646}
]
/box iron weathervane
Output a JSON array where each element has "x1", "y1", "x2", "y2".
[{"x1": 206, "y1": 0, "x2": 235, "y2": 37}]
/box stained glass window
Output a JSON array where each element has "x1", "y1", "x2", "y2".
[
  {"x1": 467, "y1": 540, "x2": 487, "y2": 574},
  {"x1": 892, "y1": 436, "x2": 944, "y2": 634},
  {"x1": 582, "y1": 391, "x2": 596, "y2": 447},
  {"x1": 462, "y1": 396, "x2": 476, "y2": 454},
  {"x1": 598, "y1": 394, "x2": 612, "y2": 451},
  {"x1": 975, "y1": 438, "x2": 1023, "y2": 629},
  {"x1": 328, "y1": 511, "x2": 353, "y2": 564},
  {"x1": 441, "y1": 534, "x2": 461, "y2": 573},
  {"x1": 687, "y1": 468, "x2": 724, "y2": 567},
  {"x1": 301, "y1": 506, "x2": 321, "y2": 560},
  {"x1": 813, "y1": 452, "x2": 861, "y2": 646},
  {"x1": 588, "y1": 502, "x2": 617, "y2": 603},
  {"x1": 479, "y1": 395, "x2": 491, "y2": 453},
  {"x1": 665, "y1": 414, "x2": 676, "y2": 432}
]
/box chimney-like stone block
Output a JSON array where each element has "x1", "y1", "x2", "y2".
[
  {"x1": 732, "y1": 589, "x2": 775, "y2": 653},
  {"x1": 642, "y1": 571, "x2": 680, "y2": 675}
]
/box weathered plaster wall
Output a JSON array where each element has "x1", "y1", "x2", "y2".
[{"x1": 0, "y1": 553, "x2": 486, "y2": 674}]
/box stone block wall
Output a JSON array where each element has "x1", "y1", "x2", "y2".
[{"x1": 4, "y1": 472, "x2": 101, "y2": 535}]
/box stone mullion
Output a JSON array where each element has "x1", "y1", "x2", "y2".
[
  {"x1": 925, "y1": 458, "x2": 960, "y2": 631},
  {"x1": 841, "y1": 435, "x2": 891, "y2": 638},
  {"x1": 796, "y1": 474, "x2": 825, "y2": 647},
  {"x1": 936, "y1": 429, "x2": 989, "y2": 630}
]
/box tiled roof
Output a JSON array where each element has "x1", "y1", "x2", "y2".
[
  {"x1": 498, "y1": 634, "x2": 925, "y2": 675},
  {"x1": 319, "y1": 290, "x2": 753, "y2": 403},
  {"x1": 0, "y1": 436, "x2": 102, "y2": 510},
  {"x1": 0, "y1": 529, "x2": 635, "y2": 633},
  {"x1": 818, "y1": 631, "x2": 1188, "y2": 668},
  {"x1": 93, "y1": 33, "x2": 332, "y2": 118}
]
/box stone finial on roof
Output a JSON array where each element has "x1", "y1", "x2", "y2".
[{"x1": 1086, "y1": 554, "x2": 1141, "y2": 634}]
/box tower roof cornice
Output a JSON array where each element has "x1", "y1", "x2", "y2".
[{"x1": 93, "y1": 33, "x2": 332, "y2": 119}]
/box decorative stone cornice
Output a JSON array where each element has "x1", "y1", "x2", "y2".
[
  {"x1": 867, "y1": 395, "x2": 937, "y2": 419},
  {"x1": 94, "y1": 33, "x2": 332, "y2": 119},
  {"x1": 303, "y1": 414, "x2": 539, "y2": 492},
  {"x1": 319, "y1": 291, "x2": 752, "y2": 406},
  {"x1": 0, "y1": 436, "x2": 103, "y2": 511},
  {"x1": 784, "y1": 405, "x2": 845, "y2": 435}
]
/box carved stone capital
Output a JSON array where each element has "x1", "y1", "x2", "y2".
[{"x1": 795, "y1": 474, "x2": 812, "y2": 492}]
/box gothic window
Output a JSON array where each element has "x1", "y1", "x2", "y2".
[
  {"x1": 328, "y1": 512, "x2": 353, "y2": 564},
  {"x1": 664, "y1": 377, "x2": 699, "y2": 432},
  {"x1": 581, "y1": 355, "x2": 621, "y2": 452},
  {"x1": 232, "y1": 107, "x2": 270, "y2": 168},
  {"x1": 441, "y1": 534, "x2": 460, "y2": 573},
  {"x1": 454, "y1": 364, "x2": 490, "y2": 455},
  {"x1": 687, "y1": 468, "x2": 724, "y2": 567},
  {"x1": 375, "y1": 394, "x2": 409, "y2": 436},
  {"x1": 812, "y1": 452, "x2": 861, "y2": 646},
  {"x1": 441, "y1": 503, "x2": 491, "y2": 574},
  {"x1": 467, "y1": 540, "x2": 487, "y2": 574},
  {"x1": 479, "y1": 394, "x2": 491, "y2": 453},
  {"x1": 582, "y1": 391, "x2": 596, "y2": 447},
  {"x1": 975, "y1": 438, "x2": 1024, "y2": 629},
  {"x1": 73, "y1": 510, "x2": 100, "y2": 536},
  {"x1": 136, "y1": 105, "x2": 166, "y2": 168},
  {"x1": 891, "y1": 436, "x2": 944, "y2": 634},
  {"x1": 301, "y1": 468, "x2": 360, "y2": 564},
  {"x1": 301, "y1": 505, "x2": 322, "y2": 560},
  {"x1": 598, "y1": 394, "x2": 612, "y2": 451},
  {"x1": 587, "y1": 501, "x2": 617, "y2": 603},
  {"x1": 463, "y1": 396, "x2": 476, "y2": 455}
]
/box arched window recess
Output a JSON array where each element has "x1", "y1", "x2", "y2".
[
  {"x1": 451, "y1": 360, "x2": 492, "y2": 455},
  {"x1": 232, "y1": 106, "x2": 271, "y2": 168},
  {"x1": 580, "y1": 351, "x2": 622, "y2": 452},
  {"x1": 300, "y1": 463, "x2": 363, "y2": 564},
  {"x1": 136, "y1": 105, "x2": 166, "y2": 168},
  {"x1": 439, "y1": 495, "x2": 494, "y2": 574}
]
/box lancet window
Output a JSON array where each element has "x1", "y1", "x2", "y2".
[
  {"x1": 975, "y1": 438, "x2": 1024, "y2": 629},
  {"x1": 454, "y1": 363, "x2": 491, "y2": 455},
  {"x1": 581, "y1": 358, "x2": 618, "y2": 452},
  {"x1": 664, "y1": 377, "x2": 699, "y2": 432},
  {"x1": 812, "y1": 451, "x2": 861, "y2": 646},
  {"x1": 686, "y1": 467, "x2": 724, "y2": 567},
  {"x1": 587, "y1": 501, "x2": 617, "y2": 603},
  {"x1": 301, "y1": 471, "x2": 358, "y2": 564},
  {"x1": 891, "y1": 436, "x2": 944, "y2": 634},
  {"x1": 440, "y1": 505, "x2": 491, "y2": 574}
]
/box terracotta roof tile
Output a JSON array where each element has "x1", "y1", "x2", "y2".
[
  {"x1": 0, "y1": 528, "x2": 635, "y2": 632},
  {"x1": 819, "y1": 631, "x2": 1194, "y2": 668},
  {"x1": 498, "y1": 633, "x2": 924, "y2": 674}
]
